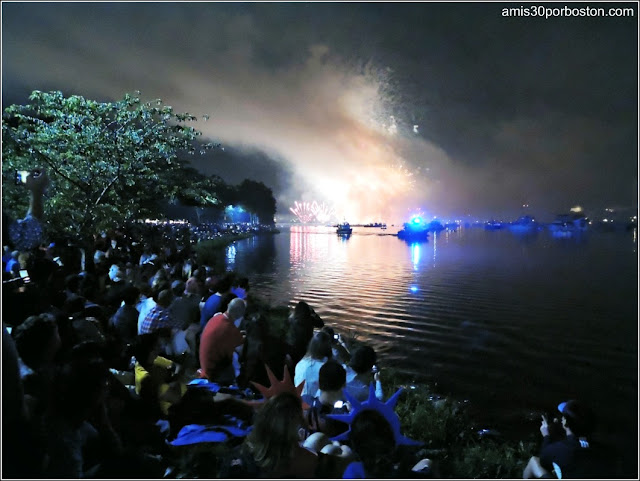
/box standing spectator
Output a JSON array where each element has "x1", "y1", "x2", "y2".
[{"x1": 199, "y1": 298, "x2": 246, "y2": 384}]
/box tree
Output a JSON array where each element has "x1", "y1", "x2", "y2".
[
  {"x1": 235, "y1": 179, "x2": 277, "y2": 225},
  {"x1": 2, "y1": 90, "x2": 219, "y2": 243}
]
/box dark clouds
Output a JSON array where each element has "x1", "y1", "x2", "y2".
[{"x1": 2, "y1": 2, "x2": 637, "y2": 221}]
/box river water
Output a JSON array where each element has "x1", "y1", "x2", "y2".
[{"x1": 221, "y1": 225, "x2": 637, "y2": 469}]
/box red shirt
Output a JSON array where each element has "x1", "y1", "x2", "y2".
[{"x1": 199, "y1": 312, "x2": 244, "y2": 380}]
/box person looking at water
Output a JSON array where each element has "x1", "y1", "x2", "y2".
[
  {"x1": 200, "y1": 273, "x2": 234, "y2": 329},
  {"x1": 287, "y1": 300, "x2": 324, "y2": 365},
  {"x1": 344, "y1": 345, "x2": 384, "y2": 402},
  {"x1": 199, "y1": 297, "x2": 246, "y2": 385},
  {"x1": 523, "y1": 399, "x2": 598, "y2": 479},
  {"x1": 302, "y1": 359, "x2": 350, "y2": 438},
  {"x1": 294, "y1": 330, "x2": 332, "y2": 397}
]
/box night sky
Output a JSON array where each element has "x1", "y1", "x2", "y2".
[{"x1": 2, "y1": 2, "x2": 638, "y2": 222}]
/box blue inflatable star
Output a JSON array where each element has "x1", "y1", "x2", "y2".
[{"x1": 326, "y1": 383, "x2": 422, "y2": 446}]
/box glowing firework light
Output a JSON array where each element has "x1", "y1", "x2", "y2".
[
  {"x1": 310, "y1": 201, "x2": 336, "y2": 223},
  {"x1": 289, "y1": 201, "x2": 315, "y2": 223}
]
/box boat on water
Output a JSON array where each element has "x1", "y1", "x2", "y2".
[
  {"x1": 548, "y1": 213, "x2": 588, "y2": 237},
  {"x1": 507, "y1": 215, "x2": 539, "y2": 233},
  {"x1": 336, "y1": 222, "x2": 353, "y2": 235},
  {"x1": 397, "y1": 216, "x2": 430, "y2": 241},
  {"x1": 484, "y1": 220, "x2": 505, "y2": 230}
]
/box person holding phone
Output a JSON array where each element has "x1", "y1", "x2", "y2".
[
  {"x1": 302, "y1": 359, "x2": 350, "y2": 438},
  {"x1": 344, "y1": 345, "x2": 384, "y2": 402}
]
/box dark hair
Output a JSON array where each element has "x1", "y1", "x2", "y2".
[
  {"x1": 560, "y1": 400, "x2": 596, "y2": 437},
  {"x1": 321, "y1": 326, "x2": 335, "y2": 338},
  {"x1": 131, "y1": 332, "x2": 160, "y2": 368},
  {"x1": 319, "y1": 359, "x2": 346, "y2": 391},
  {"x1": 12, "y1": 313, "x2": 58, "y2": 369},
  {"x1": 219, "y1": 292, "x2": 238, "y2": 315},
  {"x1": 122, "y1": 285, "x2": 140, "y2": 305},
  {"x1": 52, "y1": 358, "x2": 109, "y2": 421},
  {"x1": 215, "y1": 273, "x2": 234, "y2": 294},
  {"x1": 305, "y1": 331, "x2": 332, "y2": 360},
  {"x1": 293, "y1": 301, "x2": 312, "y2": 319},
  {"x1": 350, "y1": 345, "x2": 377, "y2": 374},
  {"x1": 349, "y1": 409, "x2": 396, "y2": 478}
]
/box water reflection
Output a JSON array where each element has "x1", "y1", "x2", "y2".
[{"x1": 411, "y1": 242, "x2": 420, "y2": 270}]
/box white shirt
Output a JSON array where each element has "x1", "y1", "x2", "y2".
[
  {"x1": 294, "y1": 357, "x2": 328, "y2": 397},
  {"x1": 137, "y1": 296, "x2": 156, "y2": 334}
]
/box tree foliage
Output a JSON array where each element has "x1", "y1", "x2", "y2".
[
  {"x1": 2, "y1": 90, "x2": 220, "y2": 241},
  {"x1": 234, "y1": 179, "x2": 277, "y2": 225}
]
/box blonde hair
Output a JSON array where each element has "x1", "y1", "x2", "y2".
[{"x1": 246, "y1": 392, "x2": 304, "y2": 471}]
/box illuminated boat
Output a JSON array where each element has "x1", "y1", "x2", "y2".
[
  {"x1": 548, "y1": 213, "x2": 588, "y2": 237},
  {"x1": 484, "y1": 220, "x2": 505, "y2": 230},
  {"x1": 336, "y1": 222, "x2": 353, "y2": 235},
  {"x1": 397, "y1": 216, "x2": 430, "y2": 241},
  {"x1": 508, "y1": 215, "x2": 539, "y2": 233}
]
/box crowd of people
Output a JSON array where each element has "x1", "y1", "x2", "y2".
[{"x1": 3, "y1": 169, "x2": 606, "y2": 479}]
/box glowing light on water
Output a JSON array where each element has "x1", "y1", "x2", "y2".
[
  {"x1": 410, "y1": 285, "x2": 419, "y2": 293},
  {"x1": 290, "y1": 201, "x2": 315, "y2": 223},
  {"x1": 411, "y1": 243, "x2": 420, "y2": 270}
]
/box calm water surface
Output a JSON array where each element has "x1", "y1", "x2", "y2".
[{"x1": 223, "y1": 226, "x2": 637, "y2": 463}]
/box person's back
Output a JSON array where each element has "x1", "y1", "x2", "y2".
[
  {"x1": 199, "y1": 298, "x2": 245, "y2": 384},
  {"x1": 303, "y1": 359, "x2": 350, "y2": 438},
  {"x1": 344, "y1": 345, "x2": 383, "y2": 402},
  {"x1": 168, "y1": 280, "x2": 200, "y2": 330},
  {"x1": 294, "y1": 331, "x2": 332, "y2": 397}
]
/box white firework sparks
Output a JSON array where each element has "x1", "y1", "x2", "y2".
[
  {"x1": 289, "y1": 201, "x2": 315, "y2": 223},
  {"x1": 310, "y1": 201, "x2": 336, "y2": 223}
]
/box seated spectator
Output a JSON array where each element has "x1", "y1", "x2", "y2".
[
  {"x1": 302, "y1": 359, "x2": 350, "y2": 438},
  {"x1": 109, "y1": 285, "x2": 140, "y2": 346},
  {"x1": 199, "y1": 298, "x2": 246, "y2": 385},
  {"x1": 287, "y1": 300, "x2": 324, "y2": 365},
  {"x1": 139, "y1": 289, "x2": 179, "y2": 335},
  {"x1": 231, "y1": 275, "x2": 250, "y2": 300},
  {"x1": 345, "y1": 345, "x2": 384, "y2": 402},
  {"x1": 133, "y1": 332, "x2": 185, "y2": 418},
  {"x1": 168, "y1": 278, "x2": 200, "y2": 330},
  {"x1": 200, "y1": 273, "x2": 234, "y2": 329},
  {"x1": 321, "y1": 326, "x2": 351, "y2": 364},
  {"x1": 136, "y1": 282, "x2": 156, "y2": 334},
  {"x1": 222, "y1": 391, "x2": 321, "y2": 478},
  {"x1": 12, "y1": 313, "x2": 61, "y2": 373},
  {"x1": 44, "y1": 359, "x2": 123, "y2": 478},
  {"x1": 5, "y1": 250, "x2": 21, "y2": 277},
  {"x1": 523, "y1": 400, "x2": 599, "y2": 479},
  {"x1": 294, "y1": 331, "x2": 332, "y2": 397},
  {"x1": 343, "y1": 408, "x2": 433, "y2": 478}
]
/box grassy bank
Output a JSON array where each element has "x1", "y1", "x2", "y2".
[{"x1": 243, "y1": 296, "x2": 537, "y2": 478}]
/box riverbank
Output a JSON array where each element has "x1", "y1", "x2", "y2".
[
  {"x1": 243, "y1": 294, "x2": 538, "y2": 478},
  {"x1": 193, "y1": 229, "x2": 279, "y2": 266}
]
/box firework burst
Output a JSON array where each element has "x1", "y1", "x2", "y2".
[
  {"x1": 289, "y1": 201, "x2": 315, "y2": 223},
  {"x1": 310, "y1": 201, "x2": 336, "y2": 223}
]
